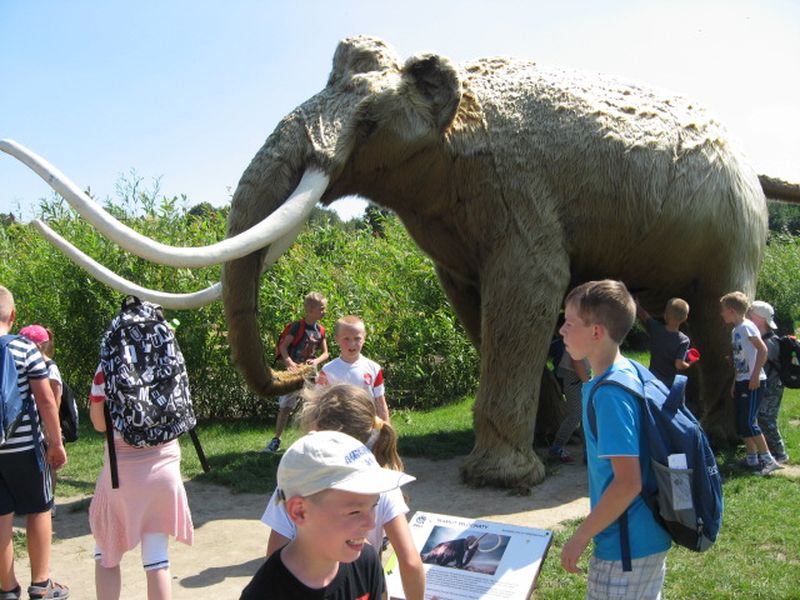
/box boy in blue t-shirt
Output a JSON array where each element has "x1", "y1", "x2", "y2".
[{"x1": 559, "y1": 280, "x2": 670, "y2": 599}]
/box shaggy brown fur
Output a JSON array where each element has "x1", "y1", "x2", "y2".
[{"x1": 221, "y1": 36, "x2": 793, "y2": 489}]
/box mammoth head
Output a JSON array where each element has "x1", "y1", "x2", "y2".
[{"x1": 0, "y1": 36, "x2": 464, "y2": 396}]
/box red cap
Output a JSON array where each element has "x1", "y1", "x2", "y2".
[{"x1": 19, "y1": 324, "x2": 49, "y2": 344}]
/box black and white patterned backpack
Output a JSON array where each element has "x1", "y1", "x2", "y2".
[{"x1": 100, "y1": 297, "x2": 208, "y2": 486}]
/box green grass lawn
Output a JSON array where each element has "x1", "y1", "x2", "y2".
[{"x1": 53, "y1": 364, "x2": 799, "y2": 598}]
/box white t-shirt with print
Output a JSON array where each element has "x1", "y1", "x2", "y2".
[
  {"x1": 261, "y1": 486, "x2": 408, "y2": 550},
  {"x1": 321, "y1": 356, "x2": 385, "y2": 399},
  {"x1": 732, "y1": 319, "x2": 767, "y2": 382}
]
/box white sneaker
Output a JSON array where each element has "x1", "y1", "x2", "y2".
[{"x1": 756, "y1": 461, "x2": 782, "y2": 476}]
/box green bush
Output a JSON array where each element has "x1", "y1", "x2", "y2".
[
  {"x1": 0, "y1": 186, "x2": 477, "y2": 416},
  {"x1": 757, "y1": 233, "x2": 800, "y2": 332}
]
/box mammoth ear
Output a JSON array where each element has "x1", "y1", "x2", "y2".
[
  {"x1": 403, "y1": 53, "x2": 461, "y2": 133},
  {"x1": 328, "y1": 36, "x2": 401, "y2": 86}
]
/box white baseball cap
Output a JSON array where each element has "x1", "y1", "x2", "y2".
[
  {"x1": 750, "y1": 300, "x2": 777, "y2": 329},
  {"x1": 277, "y1": 430, "x2": 415, "y2": 500}
]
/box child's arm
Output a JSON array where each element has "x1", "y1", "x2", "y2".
[
  {"x1": 634, "y1": 297, "x2": 650, "y2": 324},
  {"x1": 30, "y1": 377, "x2": 67, "y2": 470},
  {"x1": 278, "y1": 334, "x2": 299, "y2": 371},
  {"x1": 674, "y1": 340, "x2": 692, "y2": 372},
  {"x1": 384, "y1": 515, "x2": 425, "y2": 600},
  {"x1": 561, "y1": 456, "x2": 642, "y2": 573},
  {"x1": 90, "y1": 398, "x2": 106, "y2": 432},
  {"x1": 48, "y1": 378, "x2": 63, "y2": 410},
  {"x1": 749, "y1": 334, "x2": 768, "y2": 390},
  {"x1": 310, "y1": 337, "x2": 329, "y2": 367},
  {"x1": 375, "y1": 394, "x2": 390, "y2": 422}
]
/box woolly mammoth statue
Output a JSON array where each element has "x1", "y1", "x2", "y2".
[{"x1": 4, "y1": 36, "x2": 800, "y2": 489}]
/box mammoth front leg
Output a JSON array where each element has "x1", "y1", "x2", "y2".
[
  {"x1": 460, "y1": 247, "x2": 569, "y2": 489},
  {"x1": 434, "y1": 264, "x2": 482, "y2": 348},
  {"x1": 686, "y1": 293, "x2": 738, "y2": 446}
]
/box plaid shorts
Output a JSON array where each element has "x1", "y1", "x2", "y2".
[{"x1": 587, "y1": 551, "x2": 667, "y2": 600}]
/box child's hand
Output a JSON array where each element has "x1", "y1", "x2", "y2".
[
  {"x1": 748, "y1": 377, "x2": 760, "y2": 391},
  {"x1": 560, "y1": 533, "x2": 588, "y2": 574}
]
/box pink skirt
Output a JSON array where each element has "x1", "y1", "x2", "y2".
[{"x1": 89, "y1": 436, "x2": 194, "y2": 568}]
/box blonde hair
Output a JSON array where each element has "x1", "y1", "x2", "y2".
[
  {"x1": 335, "y1": 315, "x2": 366, "y2": 335},
  {"x1": 564, "y1": 279, "x2": 636, "y2": 343},
  {"x1": 665, "y1": 298, "x2": 689, "y2": 323},
  {"x1": 0, "y1": 286, "x2": 14, "y2": 323},
  {"x1": 304, "y1": 292, "x2": 327, "y2": 309},
  {"x1": 297, "y1": 384, "x2": 403, "y2": 472},
  {"x1": 720, "y1": 291, "x2": 749, "y2": 315}
]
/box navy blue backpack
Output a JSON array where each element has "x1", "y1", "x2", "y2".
[
  {"x1": 0, "y1": 334, "x2": 26, "y2": 446},
  {"x1": 588, "y1": 360, "x2": 723, "y2": 571}
]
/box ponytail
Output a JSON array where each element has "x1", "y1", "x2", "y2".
[{"x1": 370, "y1": 419, "x2": 403, "y2": 472}]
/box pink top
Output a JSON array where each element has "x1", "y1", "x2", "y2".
[{"x1": 88, "y1": 367, "x2": 193, "y2": 568}]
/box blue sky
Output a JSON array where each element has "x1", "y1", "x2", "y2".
[{"x1": 1, "y1": 1, "x2": 798, "y2": 221}]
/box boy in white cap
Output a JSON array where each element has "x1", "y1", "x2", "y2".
[
  {"x1": 747, "y1": 301, "x2": 789, "y2": 464},
  {"x1": 240, "y1": 431, "x2": 414, "y2": 599}
]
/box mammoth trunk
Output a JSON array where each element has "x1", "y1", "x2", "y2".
[
  {"x1": 222, "y1": 254, "x2": 312, "y2": 397},
  {"x1": 221, "y1": 162, "x2": 330, "y2": 398}
]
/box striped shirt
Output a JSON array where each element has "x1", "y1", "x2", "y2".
[{"x1": 0, "y1": 335, "x2": 47, "y2": 453}]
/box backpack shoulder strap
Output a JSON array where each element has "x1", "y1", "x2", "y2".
[
  {"x1": 586, "y1": 361, "x2": 645, "y2": 438},
  {"x1": 0, "y1": 334, "x2": 19, "y2": 349},
  {"x1": 103, "y1": 403, "x2": 120, "y2": 489}
]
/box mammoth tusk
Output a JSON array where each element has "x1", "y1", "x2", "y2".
[
  {"x1": 0, "y1": 139, "x2": 329, "y2": 268},
  {"x1": 32, "y1": 219, "x2": 222, "y2": 309},
  {"x1": 262, "y1": 221, "x2": 305, "y2": 272}
]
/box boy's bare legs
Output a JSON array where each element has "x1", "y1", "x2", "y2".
[
  {"x1": 145, "y1": 568, "x2": 171, "y2": 600},
  {"x1": 95, "y1": 563, "x2": 121, "y2": 600},
  {"x1": 0, "y1": 513, "x2": 19, "y2": 593},
  {"x1": 26, "y1": 511, "x2": 52, "y2": 584}
]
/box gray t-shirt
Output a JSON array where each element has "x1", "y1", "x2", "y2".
[
  {"x1": 763, "y1": 330, "x2": 782, "y2": 390},
  {"x1": 646, "y1": 318, "x2": 690, "y2": 387}
]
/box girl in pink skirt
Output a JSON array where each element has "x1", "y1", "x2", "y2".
[{"x1": 88, "y1": 366, "x2": 193, "y2": 600}]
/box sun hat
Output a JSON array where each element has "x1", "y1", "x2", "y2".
[
  {"x1": 19, "y1": 324, "x2": 49, "y2": 344},
  {"x1": 749, "y1": 301, "x2": 777, "y2": 329},
  {"x1": 277, "y1": 430, "x2": 414, "y2": 501}
]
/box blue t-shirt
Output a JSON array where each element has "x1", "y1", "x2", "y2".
[{"x1": 582, "y1": 358, "x2": 672, "y2": 561}]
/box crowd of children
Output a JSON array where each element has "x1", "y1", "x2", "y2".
[{"x1": 1, "y1": 277, "x2": 795, "y2": 599}]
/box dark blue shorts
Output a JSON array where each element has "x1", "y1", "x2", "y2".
[
  {"x1": 734, "y1": 380, "x2": 765, "y2": 438},
  {"x1": 0, "y1": 448, "x2": 53, "y2": 516}
]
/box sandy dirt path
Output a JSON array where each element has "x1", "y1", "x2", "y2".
[{"x1": 13, "y1": 455, "x2": 589, "y2": 599}]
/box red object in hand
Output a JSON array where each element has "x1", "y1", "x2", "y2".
[{"x1": 686, "y1": 348, "x2": 701, "y2": 364}]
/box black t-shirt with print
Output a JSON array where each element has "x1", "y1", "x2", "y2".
[
  {"x1": 240, "y1": 544, "x2": 384, "y2": 600},
  {"x1": 287, "y1": 320, "x2": 325, "y2": 364}
]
